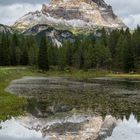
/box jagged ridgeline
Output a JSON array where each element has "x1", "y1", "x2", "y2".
[
  {"x1": 0, "y1": 0, "x2": 127, "y2": 46},
  {"x1": 13, "y1": 0, "x2": 126, "y2": 33}
]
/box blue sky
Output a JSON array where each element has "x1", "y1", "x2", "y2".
[{"x1": 0, "y1": 0, "x2": 139, "y2": 29}]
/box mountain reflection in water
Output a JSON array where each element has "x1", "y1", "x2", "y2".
[
  {"x1": 3, "y1": 77, "x2": 140, "y2": 139},
  {"x1": 0, "y1": 114, "x2": 140, "y2": 140},
  {"x1": 106, "y1": 114, "x2": 140, "y2": 140}
]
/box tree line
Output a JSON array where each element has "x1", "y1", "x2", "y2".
[{"x1": 0, "y1": 27, "x2": 140, "y2": 72}]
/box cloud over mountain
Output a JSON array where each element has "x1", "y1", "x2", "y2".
[
  {"x1": 105, "y1": 0, "x2": 140, "y2": 28},
  {"x1": 0, "y1": 0, "x2": 139, "y2": 29},
  {"x1": 0, "y1": 0, "x2": 50, "y2": 5}
]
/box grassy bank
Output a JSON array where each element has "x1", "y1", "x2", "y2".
[
  {"x1": 0, "y1": 67, "x2": 140, "y2": 121},
  {"x1": 0, "y1": 67, "x2": 40, "y2": 121},
  {"x1": 107, "y1": 73, "x2": 140, "y2": 79},
  {"x1": 44, "y1": 69, "x2": 109, "y2": 80},
  {"x1": 0, "y1": 68, "x2": 108, "y2": 120}
]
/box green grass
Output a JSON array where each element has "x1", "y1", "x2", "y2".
[
  {"x1": 107, "y1": 73, "x2": 140, "y2": 79},
  {"x1": 0, "y1": 67, "x2": 40, "y2": 121},
  {"x1": 43, "y1": 69, "x2": 109, "y2": 81}
]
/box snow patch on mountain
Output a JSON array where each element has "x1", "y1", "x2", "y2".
[{"x1": 13, "y1": 0, "x2": 127, "y2": 33}]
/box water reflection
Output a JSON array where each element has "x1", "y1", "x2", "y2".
[
  {"x1": 106, "y1": 114, "x2": 140, "y2": 140},
  {"x1": 0, "y1": 114, "x2": 140, "y2": 140},
  {"x1": 4, "y1": 77, "x2": 140, "y2": 139},
  {"x1": 0, "y1": 114, "x2": 115, "y2": 140},
  {"x1": 0, "y1": 118, "x2": 45, "y2": 140}
]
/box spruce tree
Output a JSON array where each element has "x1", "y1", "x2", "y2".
[
  {"x1": 38, "y1": 36, "x2": 49, "y2": 71},
  {"x1": 132, "y1": 26, "x2": 140, "y2": 71},
  {"x1": 58, "y1": 45, "x2": 67, "y2": 70},
  {"x1": 84, "y1": 45, "x2": 94, "y2": 69},
  {"x1": 27, "y1": 36, "x2": 38, "y2": 65},
  {"x1": 11, "y1": 33, "x2": 20, "y2": 65},
  {"x1": 115, "y1": 34, "x2": 125, "y2": 71},
  {"x1": 65, "y1": 41, "x2": 73, "y2": 66},
  {"x1": 1, "y1": 33, "x2": 10, "y2": 66},
  {"x1": 48, "y1": 42, "x2": 58, "y2": 66},
  {"x1": 93, "y1": 40, "x2": 111, "y2": 69},
  {"x1": 20, "y1": 38, "x2": 29, "y2": 65}
]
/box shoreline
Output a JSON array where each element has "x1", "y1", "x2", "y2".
[{"x1": 0, "y1": 67, "x2": 140, "y2": 121}]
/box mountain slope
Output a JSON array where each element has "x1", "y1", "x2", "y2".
[
  {"x1": 13, "y1": 0, "x2": 126, "y2": 33},
  {"x1": 0, "y1": 24, "x2": 13, "y2": 34},
  {"x1": 24, "y1": 24, "x2": 75, "y2": 47}
]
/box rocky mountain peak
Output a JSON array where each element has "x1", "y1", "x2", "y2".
[
  {"x1": 92, "y1": 0, "x2": 108, "y2": 7},
  {"x1": 50, "y1": 0, "x2": 108, "y2": 7},
  {"x1": 13, "y1": 0, "x2": 127, "y2": 33}
]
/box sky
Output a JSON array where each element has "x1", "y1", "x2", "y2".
[{"x1": 0, "y1": 0, "x2": 139, "y2": 29}]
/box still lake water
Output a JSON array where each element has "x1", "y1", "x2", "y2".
[{"x1": 1, "y1": 77, "x2": 140, "y2": 140}]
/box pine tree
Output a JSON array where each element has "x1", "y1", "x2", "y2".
[
  {"x1": 84, "y1": 45, "x2": 94, "y2": 69},
  {"x1": 124, "y1": 28, "x2": 134, "y2": 72},
  {"x1": 115, "y1": 34, "x2": 134, "y2": 72},
  {"x1": 20, "y1": 38, "x2": 29, "y2": 65},
  {"x1": 48, "y1": 42, "x2": 58, "y2": 66},
  {"x1": 115, "y1": 35, "x2": 125, "y2": 71},
  {"x1": 100, "y1": 28, "x2": 108, "y2": 46},
  {"x1": 72, "y1": 40, "x2": 84, "y2": 69},
  {"x1": 38, "y1": 36, "x2": 49, "y2": 71},
  {"x1": 132, "y1": 26, "x2": 140, "y2": 71},
  {"x1": 65, "y1": 41, "x2": 73, "y2": 66},
  {"x1": 93, "y1": 40, "x2": 111, "y2": 69},
  {"x1": 0, "y1": 33, "x2": 10, "y2": 66},
  {"x1": 26, "y1": 36, "x2": 38, "y2": 65},
  {"x1": 58, "y1": 45, "x2": 67, "y2": 70},
  {"x1": 11, "y1": 33, "x2": 20, "y2": 65},
  {"x1": 0, "y1": 35, "x2": 4, "y2": 66}
]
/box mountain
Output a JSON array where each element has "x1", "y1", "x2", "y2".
[
  {"x1": 24, "y1": 24, "x2": 75, "y2": 47},
  {"x1": 0, "y1": 0, "x2": 127, "y2": 46},
  {"x1": 13, "y1": 0, "x2": 126, "y2": 34},
  {"x1": 0, "y1": 24, "x2": 13, "y2": 34}
]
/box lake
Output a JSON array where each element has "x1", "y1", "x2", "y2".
[{"x1": 1, "y1": 76, "x2": 140, "y2": 140}]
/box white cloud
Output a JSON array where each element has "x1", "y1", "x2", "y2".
[
  {"x1": 0, "y1": 0, "x2": 139, "y2": 29},
  {"x1": 0, "y1": 3, "x2": 42, "y2": 25},
  {"x1": 123, "y1": 14, "x2": 140, "y2": 29},
  {"x1": 0, "y1": 0, "x2": 49, "y2": 5},
  {"x1": 105, "y1": 0, "x2": 140, "y2": 29}
]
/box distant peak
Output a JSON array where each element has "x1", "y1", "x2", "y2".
[{"x1": 13, "y1": 0, "x2": 127, "y2": 32}]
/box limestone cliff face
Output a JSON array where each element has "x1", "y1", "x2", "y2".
[{"x1": 13, "y1": 0, "x2": 126, "y2": 33}]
